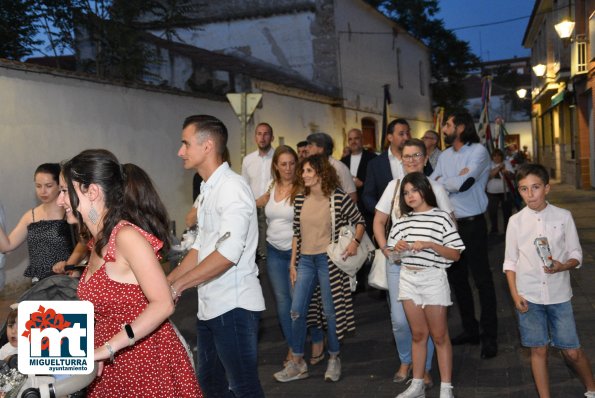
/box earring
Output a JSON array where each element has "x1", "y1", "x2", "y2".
[{"x1": 88, "y1": 203, "x2": 99, "y2": 225}]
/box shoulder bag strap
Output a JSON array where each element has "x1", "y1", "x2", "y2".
[
  {"x1": 329, "y1": 192, "x2": 336, "y2": 243},
  {"x1": 385, "y1": 179, "x2": 401, "y2": 238}
]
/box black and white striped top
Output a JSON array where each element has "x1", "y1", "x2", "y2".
[{"x1": 387, "y1": 208, "x2": 465, "y2": 269}]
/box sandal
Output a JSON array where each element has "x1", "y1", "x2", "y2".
[{"x1": 309, "y1": 352, "x2": 325, "y2": 366}]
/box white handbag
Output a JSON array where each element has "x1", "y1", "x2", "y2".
[
  {"x1": 368, "y1": 249, "x2": 388, "y2": 290},
  {"x1": 326, "y1": 194, "x2": 374, "y2": 277},
  {"x1": 367, "y1": 179, "x2": 401, "y2": 290}
]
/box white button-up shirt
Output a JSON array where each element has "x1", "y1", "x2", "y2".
[
  {"x1": 503, "y1": 203, "x2": 582, "y2": 305},
  {"x1": 241, "y1": 147, "x2": 274, "y2": 198},
  {"x1": 192, "y1": 162, "x2": 265, "y2": 320},
  {"x1": 387, "y1": 149, "x2": 405, "y2": 181}
]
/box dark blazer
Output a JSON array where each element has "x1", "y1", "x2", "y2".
[
  {"x1": 341, "y1": 149, "x2": 377, "y2": 201},
  {"x1": 362, "y1": 151, "x2": 393, "y2": 214}
]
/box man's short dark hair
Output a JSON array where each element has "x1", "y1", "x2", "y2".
[
  {"x1": 448, "y1": 111, "x2": 479, "y2": 144},
  {"x1": 183, "y1": 114, "x2": 228, "y2": 156},
  {"x1": 307, "y1": 132, "x2": 334, "y2": 156},
  {"x1": 516, "y1": 163, "x2": 550, "y2": 185},
  {"x1": 297, "y1": 140, "x2": 308, "y2": 148},
  {"x1": 387, "y1": 118, "x2": 409, "y2": 135}
]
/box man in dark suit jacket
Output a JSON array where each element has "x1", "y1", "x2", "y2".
[
  {"x1": 362, "y1": 119, "x2": 411, "y2": 215},
  {"x1": 341, "y1": 129, "x2": 376, "y2": 213},
  {"x1": 341, "y1": 128, "x2": 376, "y2": 292}
]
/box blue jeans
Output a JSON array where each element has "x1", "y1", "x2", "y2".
[
  {"x1": 387, "y1": 260, "x2": 434, "y2": 370},
  {"x1": 196, "y1": 308, "x2": 264, "y2": 398},
  {"x1": 290, "y1": 253, "x2": 340, "y2": 356},
  {"x1": 266, "y1": 243, "x2": 293, "y2": 345}
]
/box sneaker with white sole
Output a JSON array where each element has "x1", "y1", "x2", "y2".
[
  {"x1": 273, "y1": 360, "x2": 309, "y2": 382},
  {"x1": 440, "y1": 384, "x2": 454, "y2": 398},
  {"x1": 585, "y1": 392, "x2": 595, "y2": 398},
  {"x1": 324, "y1": 357, "x2": 341, "y2": 382},
  {"x1": 396, "y1": 378, "x2": 425, "y2": 398}
]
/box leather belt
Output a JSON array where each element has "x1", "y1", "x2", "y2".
[{"x1": 456, "y1": 214, "x2": 482, "y2": 223}]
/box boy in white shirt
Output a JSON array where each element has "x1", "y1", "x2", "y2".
[{"x1": 503, "y1": 163, "x2": 595, "y2": 398}]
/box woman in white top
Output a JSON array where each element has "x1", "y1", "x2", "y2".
[
  {"x1": 373, "y1": 139, "x2": 454, "y2": 389},
  {"x1": 259, "y1": 145, "x2": 324, "y2": 366}
]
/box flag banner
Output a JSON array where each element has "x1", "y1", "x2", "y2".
[{"x1": 380, "y1": 84, "x2": 391, "y2": 151}]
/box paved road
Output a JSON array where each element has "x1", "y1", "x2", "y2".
[
  {"x1": 1, "y1": 183, "x2": 593, "y2": 397},
  {"x1": 169, "y1": 183, "x2": 595, "y2": 398}
]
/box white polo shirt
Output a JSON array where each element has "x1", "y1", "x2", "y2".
[{"x1": 192, "y1": 162, "x2": 265, "y2": 320}]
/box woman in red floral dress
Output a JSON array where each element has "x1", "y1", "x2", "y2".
[{"x1": 61, "y1": 149, "x2": 202, "y2": 397}]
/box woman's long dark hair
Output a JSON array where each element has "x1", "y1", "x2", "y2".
[
  {"x1": 398, "y1": 172, "x2": 438, "y2": 215},
  {"x1": 62, "y1": 149, "x2": 171, "y2": 256}
]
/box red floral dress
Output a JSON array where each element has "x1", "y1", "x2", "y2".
[{"x1": 78, "y1": 221, "x2": 202, "y2": 398}]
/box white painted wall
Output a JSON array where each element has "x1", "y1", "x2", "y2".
[
  {"x1": 0, "y1": 66, "x2": 235, "y2": 287},
  {"x1": 334, "y1": 0, "x2": 433, "y2": 126},
  {"x1": 167, "y1": 13, "x2": 317, "y2": 80},
  {"x1": 0, "y1": 65, "x2": 394, "y2": 287}
]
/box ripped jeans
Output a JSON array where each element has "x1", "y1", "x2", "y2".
[{"x1": 290, "y1": 253, "x2": 340, "y2": 357}]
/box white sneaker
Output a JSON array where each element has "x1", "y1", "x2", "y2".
[
  {"x1": 396, "y1": 378, "x2": 425, "y2": 398},
  {"x1": 324, "y1": 357, "x2": 341, "y2": 382},
  {"x1": 273, "y1": 360, "x2": 308, "y2": 382},
  {"x1": 440, "y1": 384, "x2": 454, "y2": 398},
  {"x1": 585, "y1": 391, "x2": 595, "y2": 398}
]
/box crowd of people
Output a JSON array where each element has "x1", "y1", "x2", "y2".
[{"x1": 0, "y1": 110, "x2": 593, "y2": 398}]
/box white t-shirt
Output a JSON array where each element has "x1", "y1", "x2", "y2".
[
  {"x1": 349, "y1": 153, "x2": 362, "y2": 177},
  {"x1": 376, "y1": 178, "x2": 453, "y2": 224},
  {"x1": 264, "y1": 185, "x2": 294, "y2": 251},
  {"x1": 329, "y1": 157, "x2": 356, "y2": 194}
]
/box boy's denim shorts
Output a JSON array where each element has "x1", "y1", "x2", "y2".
[{"x1": 517, "y1": 300, "x2": 580, "y2": 349}]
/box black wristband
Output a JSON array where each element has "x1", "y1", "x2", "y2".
[
  {"x1": 123, "y1": 324, "x2": 135, "y2": 346},
  {"x1": 354, "y1": 237, "x2": 361, "y2": 244}
]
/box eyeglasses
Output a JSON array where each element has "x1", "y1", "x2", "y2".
[{"x1": 402, "y1": 153, "x2": 424, "y2": 161}]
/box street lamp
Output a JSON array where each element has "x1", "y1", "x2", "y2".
[
  {"x1": 516, "y1": 88, "x2": 528, "y2": 99},
  {"x1": 532, "y1": 64, "x2": 546, "y2": 77},
  {"x1": 554, "y1": 19, "x2": 575, "y2": 39}
]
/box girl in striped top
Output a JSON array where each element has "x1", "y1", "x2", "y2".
[{"x1": 388, "y1": 172, "x2": 465, "y2": 398}]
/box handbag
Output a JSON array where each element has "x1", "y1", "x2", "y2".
[
  {"x1": 368, "y1": 249, "x2": 388, "y2": 290},
  {"x1": 326, "y1": 193, "x2": 374, "y2": 277},
  {"x1": 368, "y1": 179, "x2": 401, "y2": 290}
]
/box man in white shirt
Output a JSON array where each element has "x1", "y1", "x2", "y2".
[
  {"x1": 241, "y1": 122, "x2": 275, "y2": 261},
  {"x1": 306, "y1": 132, "x2": 357, "y2": 203},
  {"x1": 169, "y1": 115, "x2": 266, "y2": 397}
]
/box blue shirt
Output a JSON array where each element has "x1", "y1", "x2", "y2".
[{"x1": 430, "y1": 143, "x2": 490, "y2": 218}]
